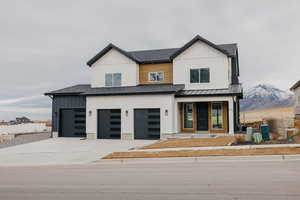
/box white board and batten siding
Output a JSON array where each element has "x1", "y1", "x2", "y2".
[
  {"x1": 90, "y1": 49, "x2": 139, "y2": 88},
  {"x1": 86, "y1": 94, "x2": 175, "y2": 139},
  {"x1": 173, "y1": 41, "x2": 231, "y2": 90}
]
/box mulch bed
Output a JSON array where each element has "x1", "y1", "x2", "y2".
[{"x1": 140, "y1": 136, "x2": 236, "y2": 149}]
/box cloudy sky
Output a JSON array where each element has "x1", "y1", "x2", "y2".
[{"x1": 0, "y1": 0, "x2": 299, "y2": 121}]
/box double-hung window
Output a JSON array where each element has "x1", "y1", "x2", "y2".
[
  {"x1": 190, "y1": 68, "x2": 210, "y2": 83},
  {"x1": 148, "y1": 72, "x2": 164, "y2": 82},
  {"x1": 105, "y1": 73, "x2": 121, "y2": 87}
]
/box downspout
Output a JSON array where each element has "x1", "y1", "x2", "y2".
[{"x1": 232, "y1": 95, "x2": 240, "y2": 132}]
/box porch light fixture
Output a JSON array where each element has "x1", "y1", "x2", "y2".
[
  {"x1": 88, "y1": 110, "x2": 92, "y2": 116},
  {"x1": 165, "y1": 109, "x2": 168, "y2": 116},
  {"x1": 125, "y1": 110, "x2": 128, "y2": 117}
]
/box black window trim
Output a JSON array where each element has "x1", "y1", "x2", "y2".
[{"x1": 190, "y1": 68, "x2": 210, "y2": 84}]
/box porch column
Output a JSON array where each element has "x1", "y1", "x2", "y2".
[
  {"x1": 228, "y1": 98, "x2": 234, "y2": 135},
  {"x1": 174, "y1": 102, "x2": 179, "y2": 133}
]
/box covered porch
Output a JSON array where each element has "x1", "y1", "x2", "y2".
[{"x1": 174, "y1": 96, "x2": 235, "y2": 136}]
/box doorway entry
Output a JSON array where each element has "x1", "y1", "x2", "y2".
[{"x1": 196, "y1": 102, "x2": 209, "y2": 131}]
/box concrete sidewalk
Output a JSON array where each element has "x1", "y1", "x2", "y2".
[{"x1": 131, "y1": 143, "x2": 300, "y2": 152}]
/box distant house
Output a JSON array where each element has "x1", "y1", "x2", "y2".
[
  {"x1": 8, "y1": 117, "x2": 32, "y2": 125},
  {"x1": 290, "y1": 80, "x2": 300, "y2": 119},
  {"x1": 16, "y1": 117, "x2": 31, "y2": 124}
]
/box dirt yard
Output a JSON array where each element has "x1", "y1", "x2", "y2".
[
  {"x1": 102, "y1": 147, "x2": 300, "y2": 159},
  {"x1": 240, "y1": 106, "x2": 294, "y2": 123},
  {"x1": 140, "y1": 136, "x2": 236, "y2": 149}
]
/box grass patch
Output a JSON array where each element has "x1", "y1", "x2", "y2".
[
  {"x1": 102, "y1": 147, "x2": 300, "y2": 159},
  {"x1": 140, "y1": 136, "x2": 236, "y2": 149}
]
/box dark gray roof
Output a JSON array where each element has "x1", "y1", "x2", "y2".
[
  {"x1": 290, "y1": 80, "x2": 300, "y2": 90},
  {"x1": 45, "y1": 84, "x2": 185, "y2": 96},
  {"x1": 128, "y1": 43, "x2": 237, "y2": 64},
  {"x1": 44, "y1": 84, "x2": 91, "y2": 95},
  {"x1": 82, "y1": 84, "x2": 185, "y2": 96},
  {"x1": 175, "y1": 84, "x2": 243, "y2": 97},
  {"x1": 217, "y1": 43, "x2": 237, "y2": 56},
  {"x1": 87, "y1": 35, "x2": 238, "y2": 66},
  {"x1": 129, "y1": 48, "x2": 178, "y2": 64}
]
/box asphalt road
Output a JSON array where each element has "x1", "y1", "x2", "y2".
[{"x1": 0, "y1": 159, "x2": 300, "y2": 200}]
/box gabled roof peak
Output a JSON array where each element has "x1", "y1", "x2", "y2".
[
  {"x1": 87, "y1": 35, "x2": 236, "y2": 67},
  {"x1": 170, "y1": 35, "x2": 230, "y2": 59},
  {"x1": 87, "y1": 43, "x2": 139, "y2": 66}
]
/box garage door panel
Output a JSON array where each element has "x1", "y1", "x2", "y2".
[
  {"x1": 98, "y1": 109, "x2": 121, "y2": 139},
  {"x1": 60, "y1": 108, "x2": 86, "y2": 137},
  {"x1": 134, "y1": 109, "x2": 160, "y2": 139}
]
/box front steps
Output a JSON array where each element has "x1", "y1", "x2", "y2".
[{"x1": 166, "y1": 132, "x2": 230, "y2": 139}]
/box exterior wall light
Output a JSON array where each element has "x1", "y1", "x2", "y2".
[
  {"x1": 88, "y1": 110, "x2": 92, "y2": 116},
  {"x1": 165, "y1": 109, "x2": 168, "y2": 116},
  {"x1": 125, "y1": 110, "x2": 129, "y2": 117}
]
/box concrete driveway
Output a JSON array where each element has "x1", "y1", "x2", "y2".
[{"x1": 0, "y1": 138, "x2": 155, "y2": 166}]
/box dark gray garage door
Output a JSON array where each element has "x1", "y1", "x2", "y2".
[
  {"x1": 134, "y1": 108, "x2": 160, "y2": 139},
  {"x1": 59, "y1": 108, "x2": 86, "y2": 137},
  {"x1": 97, "y1": 109, "x2": 121, "y2": 139}
]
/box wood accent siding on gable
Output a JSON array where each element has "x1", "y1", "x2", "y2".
[{"x1": 139, "y1": 63, "x2": 173, "y2": 84}]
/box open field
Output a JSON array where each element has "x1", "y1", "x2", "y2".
[{"x1": 240, "y1": 106, "x2": 294, "y2": 123}]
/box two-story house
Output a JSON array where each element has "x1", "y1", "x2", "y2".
[
  {"x1": 45, "y1": 35, "x2": 243, "y2": 140},
  {"x1": 290, "y1": 80, "x2": 300, "y2": 119}
]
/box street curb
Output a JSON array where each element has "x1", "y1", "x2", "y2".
[{"x1": 96, "y1": 154, "x2": 300, "y2": 164}]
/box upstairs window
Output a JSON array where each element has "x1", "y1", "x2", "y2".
[
  {"x1": 190, "y1": 68, "x2": 210, "y2": 83},
  {"x1": 105, "y1": 73, "x2": 121, "y2": 87},
  {"x1": 148, "y1": 72, "x2": 164, "y2": 82}
]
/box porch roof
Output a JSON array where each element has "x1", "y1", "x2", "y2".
[
  {"x1": 82, "y1": 84, "x2": 185, "y2": 96},
  {"x1": 175, "y1": 84, "x2": 243, "y2": 97},
  {"x1": 45, "y1": 84, "x2": 185, "y2": 96}
]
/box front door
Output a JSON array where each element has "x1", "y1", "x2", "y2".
[{"x1": 196, "y1": 103, "x2": 209, "y2": 131}]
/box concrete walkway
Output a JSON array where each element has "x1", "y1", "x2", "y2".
[
  {"x1": 132, "y1": 143, "x2": 300, "y2": 152},
  {"x1": 0, "y1": 138, "x2": 155, "y2": 166}
]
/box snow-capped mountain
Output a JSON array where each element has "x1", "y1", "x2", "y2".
[{"x1": 240, "y1": 84, "x2": 294, "y2": 111}]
